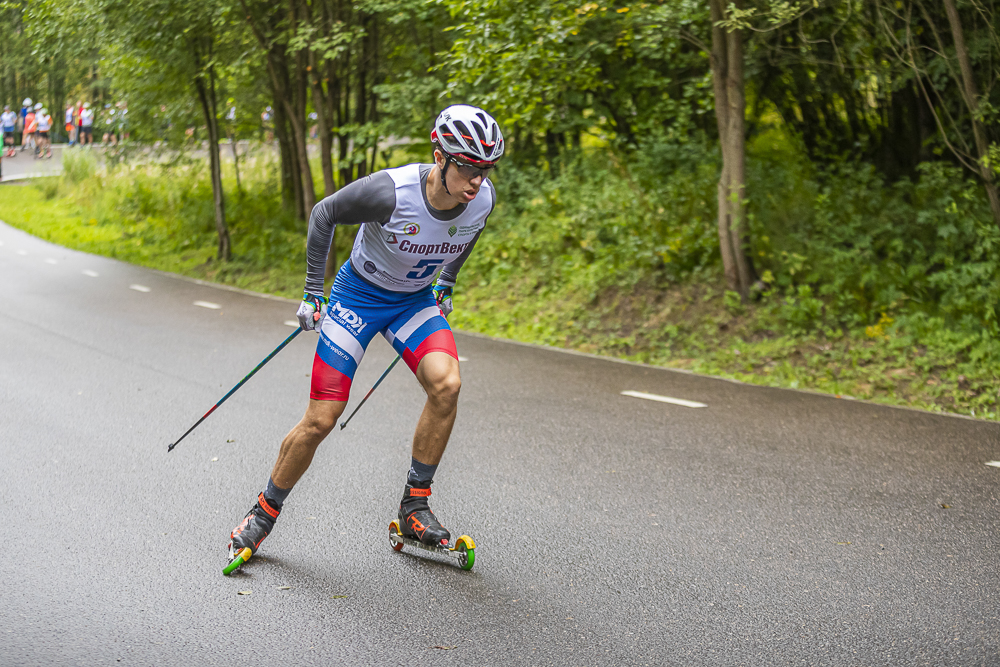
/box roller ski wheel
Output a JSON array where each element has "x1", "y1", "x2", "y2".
[
  {"x1": 388, "y1": 520, "x2": 476, "y2": 570},
  {"x1": 224, "y1": 547, "x2": 253, "y2": 576}
]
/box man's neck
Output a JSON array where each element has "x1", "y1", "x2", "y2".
[{"x1": 425, "y1": 165, "x2": 460, "y2": 212}]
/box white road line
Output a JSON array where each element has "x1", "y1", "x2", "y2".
[
  {"x1": 45, "y1": 258, "x2": 58, "y2": 265},
  {"x1": 458, "y1": 356, "x2": 469, "y2": 362},
  {"x1": 17, "y1": 249, "x2": 27, "y2": 256},
  {"x1": 621, "y1": 390, "x2": 707, "y2": 408},
  {"x1": 284, "y1": 320, "x2": 299, "y2": 328},
  {"x1": 986, "y1": 461, "x2": 1000, "y2": 468},
  {"x1": 129, "y1": 284, "x2": 151, "y2": 293},
  {"x1": 83, "y1": 270, "x2": 99, "y2": 277},
  {"x1": 194, "y1": 300, "x2": 222, "y2": 310}
]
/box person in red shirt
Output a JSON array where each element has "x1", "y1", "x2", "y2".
[{"x1": 21, "y1": 108, "x2": 36, "y2": 152}]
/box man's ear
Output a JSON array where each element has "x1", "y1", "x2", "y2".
[{"x1": 433, "y1": 148, "x2": 446, "y2": 168}]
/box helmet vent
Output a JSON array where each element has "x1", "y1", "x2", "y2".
[{"x1": 451, "y1": 120, "x2": 476, "y2": 153}]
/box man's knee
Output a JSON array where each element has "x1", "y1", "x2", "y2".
[
  {"x1": 426, "y1": 368, "x2": 461, "y2": 406},
  {"x1": 299, "y1": 400, "x2": 345, "y2": 439}
]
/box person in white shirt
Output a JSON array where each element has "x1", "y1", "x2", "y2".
[
  {"x1": 35, "y1": 106, "x2": 52, "y2": 158},
  {"x1": 226, "y1": 105, "x2": 504, "y2": 570},
  {"x1": 1, "y1": 105, "x2": 17, "y2": 157},
  {"x1": 79, "y1": 103, "x2": 94, "y2": 146},
  {"x1": 65, "y1": 103, "x2": 77, "y2": 146}
]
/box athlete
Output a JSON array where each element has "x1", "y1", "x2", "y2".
[
  {"x1": 1, "y1": 105, "x2": 16, "y2": 158},
  {"x1": 19, "y1": 99, "x2": 33, "y2": 152},
  {"x1": 79, "y1": 103, "x2": 94, "y2": 146},
  {"x1": 65, "y1": 102, "x2": 76, "y2": 146},
  {"x1": 229, "y1": 105, "x2": 504, "y2": 559},
  {"x1": 21, "y1": 105, "x2": 36, "y2": 154},
  {"x1": 35, "y1": 107, "x2": 52, "y2": 158}
]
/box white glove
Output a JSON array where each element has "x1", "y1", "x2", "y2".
[
  {"x1": 433, "y1": 284, "x2": 453, "y2": 318},
  {"x1": 297, "y1": 292, "x2": 327, "y2": 331}
]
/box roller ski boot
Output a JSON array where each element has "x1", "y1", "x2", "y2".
[
  {"x1": 224, "y1": 493, "x2": 279, "y2": 575},
  {"x1": 388, "y1": 484, "x2": 476, "y2": 570}
]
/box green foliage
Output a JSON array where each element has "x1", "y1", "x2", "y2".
[
  {"x1": 62, "y1": 149, "x2": 98, "y2": 183},
  {"x1": 440, "y1": 0, "x2": 713, "y2": 154},
  {"x1": 2, "y1": 153, "x2": 330, "y2": 296},
  {"x1": 2, "y1": 136, "x2": 997, "y2": 419},
  {"x1": 749, "y1": 129, "x2": 1000, "y2": 335}
]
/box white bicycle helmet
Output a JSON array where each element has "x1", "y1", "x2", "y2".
[
  {"x1": 34, "y1": 103, "x2": 42, "y2": 111},
  {"x1": 431, "y1": 105, "x2": 504, "y2": 164},
  {"x1": 23, "y1": 98, "x2": 32, "y2": 107}
]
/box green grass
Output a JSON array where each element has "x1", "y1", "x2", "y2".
[
  {"x1": 451, "y1": 276, "x2": 1000, "y2": 420},
  {"x1": 1, "y1": 144, "x2": 997, "y2": 421}
]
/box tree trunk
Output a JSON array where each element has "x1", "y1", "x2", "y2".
[
  {"x1": 193, "y1": 64, "x2": 231, "y2": 261},
  {"x1": 272, "y1": 88, "x2": 302, "y2": 218},
  {"x1": 942, "y1": 0, "x2": 1000, "y2": 230},
  {"x1": 308, "y1": 51, "x2": 337, "y2": 198},
  {"x1": 709, "y1": 0, "x2": 752, "y2": 302},
  {"x1": 238, "y1": 0, "x2": 316, "y2": 220},
  {"x1": 355, "y1": 15, "x2": 369, "y2": 180}
]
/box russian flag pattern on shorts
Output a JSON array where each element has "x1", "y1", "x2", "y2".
[{"x1": 310, "y1": 261, "x2": 458, "y2": 401}]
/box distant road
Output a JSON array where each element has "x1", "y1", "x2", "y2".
[{"x1": 0, "y1": 142, "x2": 66, "y2": 181}]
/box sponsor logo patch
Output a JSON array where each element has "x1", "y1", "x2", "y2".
[
  {"x1": 448, "y1": 225, "x2": 457, "y2": 237},
  {"x1": 363, "y1": 261, "x2": 377, "y2": 274},
  {"x1": 398, "y1": 239, "x2": 471, "y2": 255},
  {"x1": 404, "y1": 223, "x2": 420, "y2": 236},
  {"x1": 329, "y1": 301, "x2": 368, "y2": 333}
]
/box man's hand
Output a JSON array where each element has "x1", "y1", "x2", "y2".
[
  {"x1": 433, "y1": 284, "x2": 453, "y2": 318},
  {"x1": 297, "y1": 292, "x2": 328, "y2": 331}
]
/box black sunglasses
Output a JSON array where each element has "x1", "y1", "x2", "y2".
[{"x1": 446, "y1": 155, "x2": 496, "y2": 180}]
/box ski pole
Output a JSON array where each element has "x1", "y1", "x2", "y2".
[
  {"x1": 340, "y1": 353, "x2": 402, "y2": 430},
  {"x1": 168, "y1": 327, "x2": 303, "y2": 452}
]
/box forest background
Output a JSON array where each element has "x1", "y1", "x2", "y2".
[{"x1": 1, "y1": 0, "x2": 998, "y2": 420}]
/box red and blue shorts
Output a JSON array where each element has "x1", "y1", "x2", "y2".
[{"x1": 310, "y1": 261, "x2": 458, "y2": 401}]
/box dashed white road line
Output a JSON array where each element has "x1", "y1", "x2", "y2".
[
  {"x1": 17, "y1": 249, "x2": 27, "y2": 256},
  {"x1": 129, "y1": 284, "x2": 151, "y2": 293},
  {"x1": 986, "y1": 461, "x2": 1000, "y2": 468},
  {"x1": 83, "y1": 270, "x2": 99, "y2": 277},
  {"x1": 458, "y1": 356, "x2": 469, "y2": 362},
  {"x1": 45, "y1": 258, "x2": 58, "y2": 265},
  {"x1": 621, "y1": 390, "x2": 707, "y2": 408},
  {"x1": 193, "y1": 300, "x2": 222, "y2": 310},
  {"x1": 284, "y1": 320, "x2": 299, "y2": 328}
]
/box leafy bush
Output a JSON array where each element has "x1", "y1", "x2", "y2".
[
  {"x1": 749, "y1": 131, "x2": 1000, "y2": 335},
  {"x1": 62, "y1": 150, "x2": 98, "y2": 184}
]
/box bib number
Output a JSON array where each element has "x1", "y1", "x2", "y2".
[{"x1": 407, "y1": 258, "x2": 445, "y2": 280}]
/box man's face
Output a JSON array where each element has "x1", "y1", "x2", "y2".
[{"x1": 436, "y1": 150, "x2": 494, "y2": 203}]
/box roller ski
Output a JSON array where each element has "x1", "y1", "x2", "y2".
[
  {"x1": 388, "y1": 485, "x2": 476, "y2": 570},
  {"x1": 223, "y1": 493, "x2": 279, "y2": 576}
]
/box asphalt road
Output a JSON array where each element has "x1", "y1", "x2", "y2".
[
  {"x1": 0, "y1": 144, "x2": 66, "y2": 181},
  {"x1": 1, "y1": 220, "x2": 998, "y2": 666}
]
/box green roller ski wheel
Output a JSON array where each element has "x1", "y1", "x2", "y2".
[
  {"x1": 456, "y1": 540, "x2": 475, "y2": 571},
  {"x1": 224, "y1": 547, "x2": 252, "y2": 576}
]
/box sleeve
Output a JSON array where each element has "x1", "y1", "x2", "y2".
[
  {"x1": 436, "y1": 184, "x2": 495, "y2": 288},
  {"x1": 304, "y1": 171, "x2": 397, "y2": 295}
]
